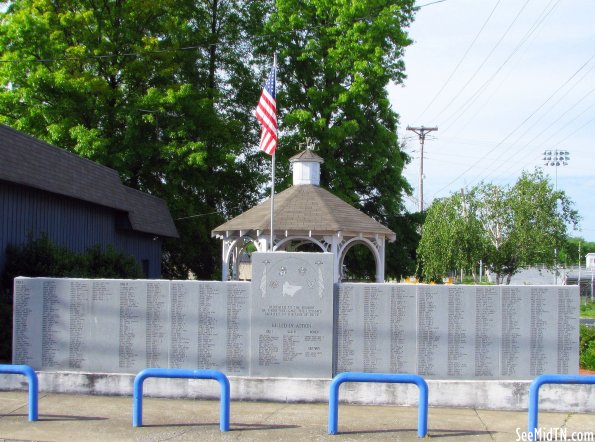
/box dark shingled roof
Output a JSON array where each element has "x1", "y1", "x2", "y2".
[
  {"x1": 212, "y1": 184, "x2": 396, "y2": 241},
  {"x1": 0, "y1": 124, "x2": 178, "y2": 238},
  {"x1": 288, "y1": 149, "x2": 324, "y2": 163}
]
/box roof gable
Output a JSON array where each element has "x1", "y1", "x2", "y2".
[{"x1": 0, "y1": 124, "x2": 178, "y2": 238}]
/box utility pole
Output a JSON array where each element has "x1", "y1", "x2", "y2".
[{"x1": 407, "y1": 126, "x2": 438, "y2": 212}]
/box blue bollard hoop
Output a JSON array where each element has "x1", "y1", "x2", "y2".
[
  {"x1": 132, "y1": 368, "x2": 230, "y2": 431},
  {"x1": 528, "y1": 374, "x2": 595, "y2": 441},
  {"x1": 0, "y1": 364, "x2": 39, "y2": 422},
  {"x1": 328, "y1": 372, "x2": 428, "y2": 437}
]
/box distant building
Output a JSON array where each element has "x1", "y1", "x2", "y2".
[{"x1": 0, "y1": 124, "x2": 178, "y2": 278}]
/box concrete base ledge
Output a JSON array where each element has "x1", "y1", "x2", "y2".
[{"x1": 1, "y1": 371, "x2": 594, "y2": 412}]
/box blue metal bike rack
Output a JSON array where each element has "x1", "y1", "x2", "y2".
[
  {"x1": 528, "y1": 374, "x2": 595, "y2": 440},
  {"x1": 328, "y1": 372, "x2": 429, "y2": 437},
  {"x1": 0, "y1": 364, "x2": 39, "y2": 421},
  {"x1": 132, "y1": 368, "x2": 230, "y2": 431}
]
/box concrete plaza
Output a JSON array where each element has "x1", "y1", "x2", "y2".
[{"x1": 1, "y1": 391, "x2": 593, "y2": 441}]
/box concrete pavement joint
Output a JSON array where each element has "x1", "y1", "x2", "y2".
[
  {"x1": 0, "y1": 402, "x2": 29, "y2": 420},
  {"x1": 473, "y1": 407, "x2": 496, "y2": 441},
  {"x1": 260, "y1": 402, "x2": 292, "y2": 424},
  {"x1": 560, "y1": 412, "x2": 572, "y2": 430}
]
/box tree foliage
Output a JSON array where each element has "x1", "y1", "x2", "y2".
[
  {"x1": 559, "y1": 237, "x2": 595, "y2": 267},
  {"x1": 417, "y1": 191, "x2": 485, "y2": 282},
  {"x1": 418, "y1": 169, "x2": 580, "y2": 284},
  {"x1": 0, "y1": 0, "x2": 270, "y2": 279},
  {"x1": 1, "y1": 0, "x2": 419, "y2": 279},
  {"x1": 258, "y1": 0, "x2": 417, "y2": 278}
]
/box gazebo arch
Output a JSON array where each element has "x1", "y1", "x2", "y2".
[
  {"x1": 212, "y1": 149, "x2": 396, "y2": 283},
  {"x1": 275, "y1": 236, "x2": 328, "y2": 252},
  {"x1": 223, "y1": 235, "x2": 265, "y2": 281},
  {"x1": 338, "y1": 237, "x2": 383, "y2": 282}
]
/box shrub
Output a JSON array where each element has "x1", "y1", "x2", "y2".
[
  {"x1": 0, "y1": 233, "x2": 143, "y2": 362},
  {"x1": 579, "y1": 324, "x2": 595, "y2": 371}
]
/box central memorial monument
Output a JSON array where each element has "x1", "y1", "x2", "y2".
[{"x1": 250, "y1": 252, "x2": 334, "y2": 377}]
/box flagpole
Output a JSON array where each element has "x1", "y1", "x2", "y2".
[
  {"x1": 270, "y1": 152, "x2": 275, "y2": 252},
  {"x1": 270, "y1": 53, "x2": 277, "y2": 252}
]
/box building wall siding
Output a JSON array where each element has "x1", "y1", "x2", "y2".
[{"x1": 0, "y1": 181, "x2": 162, "y2": 279}]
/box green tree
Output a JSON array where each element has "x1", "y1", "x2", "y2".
[
  {"x1": 560, "y1": 237, "x2": 595, "y2": 267},
  {"x1": 0, "y1": 0, "x2": 270, "y2": 279},
  {"x1": 1, "y1": 0, "x2": 420, "y2": 279},
  {"x1": 419, "y1": 169, "x2": 580, "y2": 284},
  {"x1": 386, "y1": 211, "x2": 424, "y2": 279},
  {"x1": 481, "y1": 170, "x2": 578, "y2": 283},
  {"x1": 417, "y1": 191, "x2": 485, "y2": 282},
  {"x1": 417, "y1": 197, "x2": 459, "y2": 281},
  {"x1": 259, "y1": 0, "x2": 417, "y2": 279}
]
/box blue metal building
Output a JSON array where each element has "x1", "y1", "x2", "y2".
[{"x1": 0, "y1": 124, "x2": 178, "y2": 279}]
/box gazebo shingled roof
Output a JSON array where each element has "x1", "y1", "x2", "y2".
[{"x1": 212, "y1": 184, "x2": 395, "y2": 240}]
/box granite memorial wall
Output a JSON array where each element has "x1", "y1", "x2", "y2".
[
  {"x1": 12, "y1": 252, "x2": 579, "y2": 379},
  {"x1": 335, "y1": 283, "x2": 579, "y2": 379},
  {"x1": 13, "y1": 277, "x2": 251, "y2": 375}
]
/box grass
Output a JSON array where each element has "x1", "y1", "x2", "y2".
[
  {"x1": 580, "y1": 324, "x2": 595, "y2": 370},
  {"x1": 580, "y1": 300, "x2": 595, "y2": 318},
  {"x1": 580, "y1": 301, "x2": 595, "y2": 370}
]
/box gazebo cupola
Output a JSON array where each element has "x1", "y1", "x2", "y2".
[
  {"x1": 290, "y1": 148, "x2": 323, "y2": 186},
  {"x1": 212, "y1": 148, "x2": 396, "y2": 283}
]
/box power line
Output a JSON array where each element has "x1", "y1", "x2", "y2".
[
  {"x1": 438, "y1": 0, "x2": 561, "y2": 132},
  {"x1": 176, "y1": 211, "x2": 220, "y2": 221},
  {"x1": 429, "y1": 53, "x2": 595, "y2": 199},
  {"x1": 428, "y1": 0, "x2": 533, "y2": 124},
  {"x1": 414, "y1": 0, "x2": 502, "y2": 121},
  {"x1": 463, "y1": 64, "x2": 595, "y2": 188},
  {"x1": 0, "y1": 44, "x2": 210, "y2": 64},
  {"x1": 416, "y1": 0, "x2": 448, "y2": 8}
]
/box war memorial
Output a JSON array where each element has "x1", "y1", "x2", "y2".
[
  {"x1": 6, "y1": 257, "x2": 588, "y2": 411},
  {"x1": 10, "y1": 265, "x2": 579, "y2": 381},
  {"x1": 2, "y1": 148, "x2": 592, "y2": 415}
]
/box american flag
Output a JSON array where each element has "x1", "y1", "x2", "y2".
[{"x1": 255, "y1": 66, "x2": 277, "y2": 155}]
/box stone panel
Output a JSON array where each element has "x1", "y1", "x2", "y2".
[
  {"x1": 13, "y1": 277, "x2": 250, "y2": 375},
  {"x1": 250, "y1": 252, "x2": 334, "y2": 377}
]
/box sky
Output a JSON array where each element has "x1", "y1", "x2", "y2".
[{"x1": 389, "y1": 0, "x2": 595, "y2": 241}]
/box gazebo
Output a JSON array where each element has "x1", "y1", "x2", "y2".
[{"x1": 211, "y1": 149, "x2": 396, "y2": 283}]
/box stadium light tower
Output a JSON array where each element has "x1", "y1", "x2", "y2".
[
  {"x1": 543, "y1": 150, "x2": 570, "y2": 192},
  {"x1": 542, "y1": 149, "x2": 570, "y2": 285}
]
